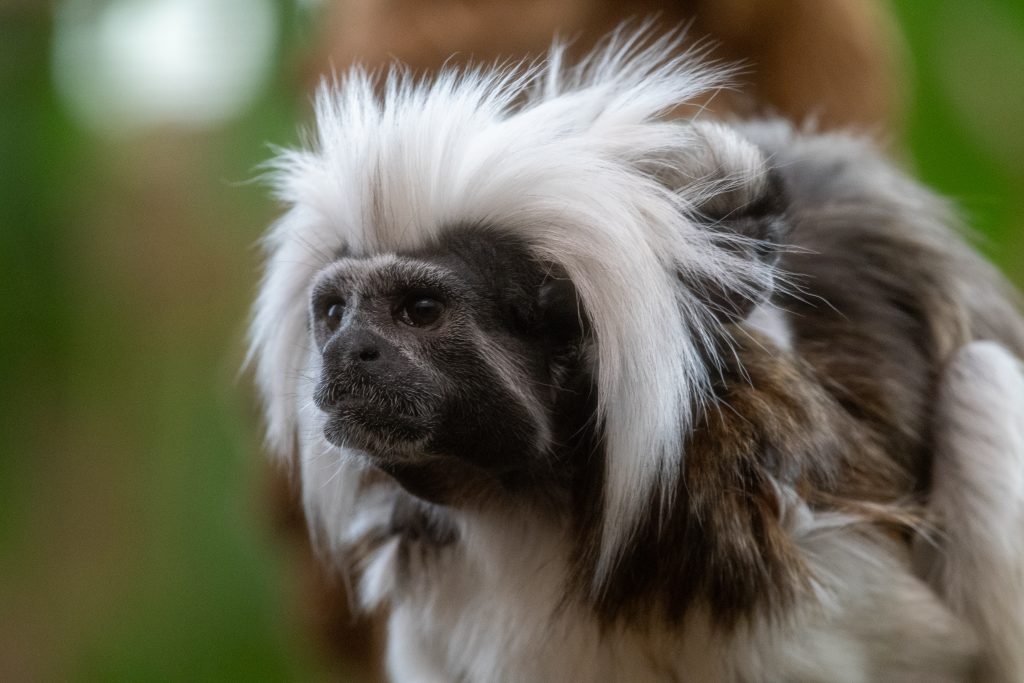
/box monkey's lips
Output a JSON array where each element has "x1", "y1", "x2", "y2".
[{"x1": 320, "y1": 394, "x2": 433, "y2": 455}]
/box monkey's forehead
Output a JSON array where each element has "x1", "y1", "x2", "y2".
[{"x1": 311, "y1": 253, "x2": 466, "y2": 298}]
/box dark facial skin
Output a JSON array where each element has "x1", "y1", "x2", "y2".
[{"x1": 309, "y1": 229, "x2": 587, "y2": 505}]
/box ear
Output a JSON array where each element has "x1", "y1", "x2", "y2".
[
  {"x1": 654, "y1": 121, "x2": 790, "y2": 322},
  {"x1": 537, "y1": 275, "x2": 589, "y2": 345}
]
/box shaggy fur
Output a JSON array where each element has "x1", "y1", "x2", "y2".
[{"x1": 250, "y1": 30, "x2": 1024, "y2": 681}]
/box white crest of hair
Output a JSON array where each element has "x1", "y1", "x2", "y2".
[{"x1": 249, "y1": 26, "x2": 780, "y2": 587}]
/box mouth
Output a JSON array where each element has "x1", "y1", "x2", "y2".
[{"x1": 321, "y1": 396, "x2": 432, "y2": 455}]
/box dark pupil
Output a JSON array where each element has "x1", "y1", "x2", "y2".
[
  {"x1": 326, "y1": 302, "x2": 344, "y2": 324},
  {"x1": 406, "y1": 298, "x2": 443, "y2": 325}
]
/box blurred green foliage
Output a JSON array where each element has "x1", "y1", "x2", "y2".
[
  {"x1": 0, "y1": 1, "x2": 1022, "y2": 681},
  {"x1": 892, "y1": 0, "x2": 1024, "y2": 272},
  {"x1": 0, "y1": 3, "x2": 325, "y2": 681}
]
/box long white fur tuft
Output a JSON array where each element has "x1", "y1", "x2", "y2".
[
  {"x1": 924, "y1": 341, "x2": 1024, "y2": 682},
  {"x1": 249, "y1": 29, "x2": 777, "y2": 587}
]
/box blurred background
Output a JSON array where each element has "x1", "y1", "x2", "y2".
[{"x1": 1, "y1": 0, "x2": 1022, "y2": 680}]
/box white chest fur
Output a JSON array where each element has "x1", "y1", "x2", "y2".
[{"x1": 365, "y1": 506, "x2": 976, "y2": 683}]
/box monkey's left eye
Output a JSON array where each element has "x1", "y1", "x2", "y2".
[
  {"x1": 399, "y1": 295, "x2": 446, "y2": 327},
  {"x1": 321, "y1": 299, "x2": 346, "y2": 331}
]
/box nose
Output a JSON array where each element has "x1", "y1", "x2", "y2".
[
  {"x1": 315, "y1": 327, "x2": 405, "y2": 412},
  {"x1": 327, "y1": 327, "x2": 388, "y2": 365},
  {"x1": 352, "y1": 329, "x2": 385, "y2": 362}
]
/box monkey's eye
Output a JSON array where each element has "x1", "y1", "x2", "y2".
[
  {"x1": 399, "y1": 295, "x2": 446, "y2": 327},
  {"x1": 322, "y1": 299, "x2": 346, "y2": 331}
]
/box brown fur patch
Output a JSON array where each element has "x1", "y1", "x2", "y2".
[{"x1": 574, "y1": 332, "x2": 903, "y2": 627}]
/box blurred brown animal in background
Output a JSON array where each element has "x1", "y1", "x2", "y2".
[{"x1": 311, "y1": 0, "x2": 904, "y2": 129}]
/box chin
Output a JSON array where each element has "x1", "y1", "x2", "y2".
[
  {"x1": 324, "y1": 411, "x2": 430, "y2": 455},
  {"x1": 250, "y1": 28, "x2": 1024, "y2": 682}
]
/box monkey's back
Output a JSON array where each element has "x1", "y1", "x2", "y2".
[{"x1": 746, "y1": 121, "x2": 1024, "y2": 494}]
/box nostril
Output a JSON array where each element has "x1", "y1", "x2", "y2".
[{"x1": 332, "y1": 328, "x2": 387, "y2": 364}]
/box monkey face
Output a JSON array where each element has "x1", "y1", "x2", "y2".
[
  {"x1": 308, "y1": 229, "x2": 586, "y2": 504},
  {"x1": 309, "y1": 254, "x2": 450, "y2": 455}
]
